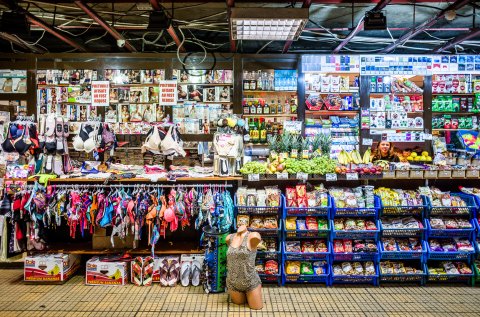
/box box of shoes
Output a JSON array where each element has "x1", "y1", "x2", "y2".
[
  {"x1": 24, "y1": 253, "x2": 80, "y2": 283},
  {"x1": 85, "y1": 257, "x2": 128, "y2": 286}
]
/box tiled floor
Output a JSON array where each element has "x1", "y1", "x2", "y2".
[{"x1": 0, "y1": 269, "x2": 479, "y2": 317}]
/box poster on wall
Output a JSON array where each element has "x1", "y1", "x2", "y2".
[
  {"x1": 0, "y1": 70, "x2": 27, "y2": 94},
  {"x1": 159, "y1": 80, "x2": 177, "y2": 105},
  {"x1": 91, "y1": 81, "x2": 110, "y2": 107}
]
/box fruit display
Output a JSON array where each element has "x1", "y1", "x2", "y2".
[
  {"x1": 332, "y1": 261, "x2": 376, "y2": 276},
  {"x1": 374, "y1": 188, "x2": 423, "y2": 207},
  {"x1": 282, "y1": 156, "x2": 337, "y2": 175},
  {"x1": 428, "y1": 262, "x2": 472, "y2": 275},
  {"x1": 406, "y1": 151, "x2": 432, "y2": 162},
  {"x1": 380, "y1": 261, "x2": 423, "y2": 275},
  {"x1": 239, "y1": 161, "x2": 267, "y2": 175},
  {"x1": 337, "y1": 149, "x2": 371, "y2": 165},
  {"x1": 330, "y1": 186, "x2": 375, "y2": 209}
]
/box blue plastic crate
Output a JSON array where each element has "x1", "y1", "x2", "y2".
[
  {"x1": 474, "y1": 238, "x2": 480, "y2": 260},
  {"x1": 283, "y1": 263, "x2": 330, "y2": 284},
  {"x1": 461, "y1": 193, "x2": 480, "y2": 219},
  {"x1": 379, "y1": 262, "x2": 426, "y2": 285},
  {"x1": 426, "y1": 193, "x2": 477, "y2": 217},
  {"x1": 474, "y1": 218, "x2": 480, "y2": 238},
  {"x1": 258, "y1": 273, "x2": 282, "y2": 285},
  {"x1": 426, "y1": 218, "x2": 475, "y2": 239},
  {"x1": 257, "y1": 242, "x2": 282, "y2": 260},
  {"x1": 426, "y1": 263, "x2": 473, "y2": 285},
  {"x1": 380, "y1": 218, "x2": 426, "y2": 238},
  {"x1": 283, "y1": 241, "x2": 331, "y2": 262},
  {"x1": 332, "y1": 240, "x2": 380, "y2": 262},
  {"x1": 379, "y1": 195, "x2": 429, "y2": 217},
  {"x1": 331, "y1": 195, "x2": 380, "y2": 218},
  {"x1": 380, "y1": 240, "x2": 427, "y2": 261},
  {"x1": 330, "y1": 263, "x2": 379, "y2": 286},
  {"x1": 233, "y1": 218, "x2": 282, "y2": 238},
  {"x1": 283, "y1": 195, "x2": 330, "y2": 217},
  {"x1": 234, "y1": 196, "x2": 282, "y2": 215},
  {"x1": 283, "y1": 218, "x2": 330, "y2": 239},
  {"x1": 426, "y1": 239, "x2": 475, "y2": 262},
  {"x1": 330, "y1": 219, "x2": 380, "y2": 240}
]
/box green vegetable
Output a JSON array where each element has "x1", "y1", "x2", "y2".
[{"x1": 239, "y1": 161, "x2": 267, "y2": 175}]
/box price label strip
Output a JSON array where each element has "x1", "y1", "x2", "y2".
[
  {"x1": 346, "y1": 173, "x2": 359, "y2": 180},
  {"x1": 277, "y1": 173, "x2": 289, "y2": 180},
  {"x1": 326, "y1": 173, "x2": 338, "y2": 181},
  {"x1": 296, "y1": 172, "x2": 308, "y2": 181},
  {"x1": 248, "y1": 174, "x2": 260, "y2": 182}
]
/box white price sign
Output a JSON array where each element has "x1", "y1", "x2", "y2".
[
  {"x1": 248, "y1": 174, "x2": 260, "y2": 182},
  {"x1": 363, "y1": 138, "x2": 373, "y2": 146},
  {"x1": 326, "y1": 173, "x2": 338, "y2": 181},
  {"x1": 296, "y1": 172, "x2": 308, "y2": 181},
  {"x1": 423, "y1": 133, "x2": 433, "y2": 140},
  {"x1": 277, "y1": 173, "x2": 289, "y2": 180},
  {"x1": 346, "y1": 173, "x2": 359, "y2": 180}
]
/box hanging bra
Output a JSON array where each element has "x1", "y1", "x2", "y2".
[
  {"x1": 73, "y1": 123, "x2": 97, "y2": 152},
  {"x1": 161, "y1": 126, "x2": 186, "y2": 157},
  {"x1": 2, "y1": 124, "x2": 32, "y2": 155},
  {"x1": 142, "y1": 126, "x2": 162, "y2": 154}
]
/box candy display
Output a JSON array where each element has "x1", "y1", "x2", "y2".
[
  {"x1": 428, "y1": 238, "x2": 474, "y2": 253},
  {"x1": 333, "y1": 240, "x2": 378, "y2": 253},
  {"x1": 330, "y1": 186, "x2": 375, "y2": 209},
  {"x1": 382, "y1": 217, "x2": 423, "y2": 230},
  {"x1": 375, "y1": 188, "x2": 423, "y2": 207},
  {"x1": 418, "y1": 187, "x2": 470, "y2": 214},
  {"x1": 428, "y1": 262, "x2": 472, "y2": 275},
  {"x1": 285, "y1": 185, "x2": 328, "y2": 209},
  {"x1": 429, "y1": 218, "x2": 472, "y2": 230},
  {"x1": 380, "y1": 261, "x2": 423, "y2": 275},
  {"x1": 285, "y1": 260, "x2": 327, "y2": 276},
  {"x1": 332, "y1": 261, "x2": 376, "y2": 276},
  {"x1": 333, "y1": 219, "x2": 377, "y2": 231},
  {"x1": 381, "y1": 238, "x2": 423, "y2": 252}
]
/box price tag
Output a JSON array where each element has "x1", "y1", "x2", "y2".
[
  {"x1": 296, "y1": 172, "x2": 308, "y2": 181},
  {"x1": 277, "y1": 173, "x2": 288, "y2": 180},
  {"x1": 326, "y1": 173, "x2": 338, "y2": 181},
  {"x1": 363, "y1": 138, "x2": 373, "y2": 146},
  {"x1": 346, "y1": 173, "x2": 359, "y2": 180},
  {"x1": 248, "y1": 174, "x2": 260, "y2": 182},
  {"x1": 423, "y1": 133, "x2": 433, "y2": 140}
]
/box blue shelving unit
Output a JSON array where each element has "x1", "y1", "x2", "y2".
[
  {"x1": 426, "y1": 218, "x2": 475, "y2": 239},
  {"x1": 330, "y1": 264, "x2": 379, "y2": 286}
]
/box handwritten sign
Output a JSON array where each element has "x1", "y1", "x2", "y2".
[
  {"x1": 277, "y1": 173, "x2": 288, "y2": 180},
  {"x1": 248, "y1": 174, "x2": 260, "y2": 182},
  {"x1": 296, "y1": 172, "x2": 308, "y2": 181},
  {"x1": 346, "y1": 173, "x2": 359, "y2": 180},
  {"x1": 326, "y1": 173, "x2": 337, "y2": 181},
  {"x1": 91, "y1": 81, "x2": 109, "y2": 106},
  {"x1": 159, "y1": 80, "x2": 178, "y2": 105}
]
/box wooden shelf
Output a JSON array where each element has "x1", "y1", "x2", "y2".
[
  {"x1": 178, "y1": 83, "x2": 233, "y2": 86},
  {"x1": 306, "y1": 110, "x2": 359, "y2": 116},
  {"x1": 432, "y1": 112, "x2": 480, "y2": 115},
  {"x1": 242, "y1": 114, "x2": 297, "y2": 118},
  {"x1": 243, "y1": 90, "x2": 297, "y2": 93},
  {"x1": 432, "y1": 93, "x2": 476, "y2": 95},
  {"x1": 433, "y1": 128, "x2": 478, "y2": 131},
  {"x1": 305, "y1": 90, "x2": 358, "y2": 94},
  {"x1": 370, "y1": 92, "x2": 423, "y2": 95}
]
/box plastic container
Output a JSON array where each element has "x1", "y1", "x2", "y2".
[
  {"x1": 425, "y1": 193, "x2": 477, "y2": 218},
  {"x1": 379, "y1": 262, "x2": 426, "y2": 285},
  {"x1": 426, "y1": 263, "x2": 473, "y2": 285},
  {"x1": 331, "y1": 195, "x2": 380, "y2": 218},
  {"x1": 233, "y1": 218, "x2": 281, "y2": 238},
  {"x1": 330, "y1": 219, "x2": 380, "y2": 240},
  {"x1": 379, "y1": 195, "x2": 428, "y2": 217},
  {"x1": 283, "y1": 241, "x2": 331, "y2": 262},
  {"x1": 380, "y1": 219, "x2": 426, "y2": 238},
  {"x1": 380, "y1": 240, "x2": 427, "y2": 261},
  {"x1": 283, "y1": 263, "x2": 330, "y2": 285},
  {"x1": 283, "y1": 219, "x2": 330, "y2": 239},
  {"x1": 330, "y1": 263, "x2": 379, "y2": 286},
  {"x1": 283, "y1": 195, "x2": 330, "y2": 217},
  {"x1": 332, "y1": 241, "x2": 380, "y2": 262},
  {"x1": 426, "y1": 218, "x2": 475, "y2": 239},
  {"x1": 426, "y1": 239, "x2": 475, "y2": 262},
  {"x1": 235, "y1": 196, "x2": 282, "y2": 215}
]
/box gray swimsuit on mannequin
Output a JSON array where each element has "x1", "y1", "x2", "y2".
[{"x1": 226, "y1": 232, "x2": 262, "y2": 293}]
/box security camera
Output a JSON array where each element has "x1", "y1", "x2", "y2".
[{"x1": 117, "y1": 39, "x2": 126, "y2": 48}]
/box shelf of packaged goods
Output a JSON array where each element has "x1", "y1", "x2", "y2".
[
  {"x1": 37, "y1": 83, "x2": 89, "y2": 87},
  {"x1": 27, "y1": 177, "x2": 242, "y2": 183},
  {"x1": 305, "y1": 90, "x2": 359, "y2": 94},
  {"x1": 369, "y1": 111, "x2": 423, "y2": 114},
  {"x1": 177, "y1": 83, "x2": 233, "y2": 86},
  {"x1": 432, "y1": 93, "x2": 476, "y2": 95},
  {"x1": 243, "y1": 114, "x2": 297, "y2": 118},
  {"x1": 177, "y1": 101, "x2": 233, "y2": 104},
  {"x1": 305, "y1": 125, "x2": 358, "y2": 130},
  {"x1": 243, "y1": 90, "x2": 297, "y2": 93},
  {"x1": 369, "y1": 128, "x2": 424, "y2": 131},
  {"x1": 110, "y1": 83, "x2": 163, "y2": 87},
  {"x1": 432, "y1": 128, "x2": 479, "y2": 132},
  {"x1": 370, "y1": 92, "x2": 423, "y2": 95},
  {"x1": 432, "y1": 112, "x2": 480, "y2": 115},
  {"x1": 306, "y1": 110, "x2": 359, "y2": 116}
]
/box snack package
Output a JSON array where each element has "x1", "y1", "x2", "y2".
[
  {"x1": 286, "y1": 187, "x2": 297, "y2": 208},
  {"x1": 256, "y1": 190, "x2": 267, "y2": 207},
  {"x1": 456, "y1": 262, "x2": 472, "y2": 274},
  {"x1": 250, "y1": 216, "x2": 264, "y2": 229},
  {"x1": 301, "y1": 262, "x2": 314, "y2": 275},
  {"x1": 365, "y1": 220, "x2": 377, "y2": 230},
  {"x1": 236, "y1": 187, "x2": 247, "y2": 205},
  {"x1": 344, "y1": 240, "x2": 353, "y2": 253},
  {"x1": 286, "y1": 217, "x2": 297, "y2": 230},
  {"x1": 265, "y1": 186, "x2": 281, "y2": 207},
  {"x1": 296, "y1": 185, "x2": 308, "y2": 208},
  {"x1": 429, "y1": 239, "x2": 444, "y2": 252},
  {"x1": 355, "y1": 219, "x2": 366, "y2": 230},
  {"x1": 345, "y1": 219, "x2": 356, "y2": 230},
  {"x1": 237, "y1": 215, "x2": 250, "y2": 227},
  {"x1": 301, "y1": 241, "x2": 315, "y2": 253},
  {"x1": 380, "y1": 262, "x2": 394, "y2": 274},
  {"x1": 265, "y1": 260, "x2": 279, "y2": 275},
  {"x1": 266, "y1": 239, "x2": 277, "y2": 252},
  {"x1": 286, "y1": 241, "x2": 301, "y2": 253},
  {"x1": 286, "y1": 261, "x2": 301, "y2": 275},
  {"x1": 312, "y1": 261, "x2": 326, "y2": 275},
  {"x1": 383, "y1": 238, "x2": 397, "y2": 251},
  {"x1": 246, "y1": 188, "x2": 257, "y2": 206},
  {"x1": 257, "y1": 240, "x2": 267, "y2": 251},
  {"x1": 296, "y1": 219, "x2": 307, "y2": 230},
  {"x1": 318, "y1": 218, "x2": 328, "y2": 230},
  {"x1": 255, "y1": 261, "x2": 265, "y2": 274},
  {"x1": 341, "y1": 262, "x2": 354, "y2": 275},
  {"x1": 353, "y1": 262, "x2": 364, "y2": 275},
  {"x1": 365, "y1": 240, "x2": 378, "y2": 252},
  {"x1": 333, "y1": 265, "x2": 343, "y2": 275},
  {"x1": 430, "y1": 218, "x2": 446, "y2": 229},
  {"x1": 353, "y1": 240, "x2": 366, "y2": 253},
  {"x1": 393, "y1": 262, "x2": 406, "y2": 274},
  {"x1": 364, "y1": 261, "x2": 375, "y2": 275},
  {"x1": 397, "y1": 239, "x2": 411, "y2": 251},
  {"x1": 306, "y1": 216, "x2": 318, "y2": 230},
  {"x1": 313, "y1": 240, "x2": 328, "y2": 253},
  {"x1": 264, "y1": 217, "x2": 278, "y2": 229},
  {"x1": 334, "y1": 240, "x2": 345, "y2": 253},
  {"x1": 334, "y1": 219, "x2": 345, "y2": 231},
  {"x1": 409, "y1": 238, "x2": 422, "y2": 251}
]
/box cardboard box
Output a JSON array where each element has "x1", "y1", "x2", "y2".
[
  {"x1": 409, "y1": 170, "x2": 424, "y2": 178},
  {"x1": 452, "y1": 170, "x2": 466, "y2": 178},
  {"x1": 395, "y1": 171, "x2": 409, "y2": 179},
  {"x1": 466, "y1": 170, "x2": 479, "y2": 178},
  {"x1": 24, "y1": 254, "x2": 80, "y2": 283},
  {"x1": 438, "y1": 170, "x2": 452, "y2": 178},
  {"x1": 424, "y1": 170, "x2": 438, "y2": 178},
  {"x1": 85, "y1": 257, "x2": 128, "y2": 286}
]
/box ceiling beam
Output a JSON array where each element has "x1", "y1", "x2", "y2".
[
  {"x1": 226, "y1": 0, "x2": 236, "y2": 52},
  {"x1": 380, "y1": 0, "x2": 471, "y2": 53},
  {"x1": 0, "y1": 32, "x2": 46, "y2": 53},
  {"x1": 74, "y1": 1, "x2": 137, "y2": 52},
  {"x1": 282, "y1": 0, "x2": 312, "y2": 54},
  {"x1": 332, "y1": 0, "x2": 391, "y2": 53},
  {"x1": 433, "y1": 28, "x2": 480, "y2": 53},
  {"x1": 149, "y1": 0, "x2": 186, "y2": 53}
]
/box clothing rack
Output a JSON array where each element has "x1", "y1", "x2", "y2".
[{"x1": 26, "y1": 183, "x2": 233, "y2": 189}]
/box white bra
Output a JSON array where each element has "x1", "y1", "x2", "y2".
[
  {"x1": 142, "y1": 126, "x2": 162, "y2": 154},
  {"x1": 73, "y1": 123, "x2": 99, "y2": 153},
  {"x1": 161, "y1": 126, "x2": 186, "y2": 157}
]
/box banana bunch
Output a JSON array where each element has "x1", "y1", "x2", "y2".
[
  {"x1": 337, "y1": 150, "x2": 350, "y2": 165},
  {"x1": 109, "y1": 269, "x2": 122, "y2": 280},
  {"x1": 363, "y1": 148, "x2": 371, "y2": 164},
  {"x1": 350, "y1": 150, "x2": 363, "y2": 164}
]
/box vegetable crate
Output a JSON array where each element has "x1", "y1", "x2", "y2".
[
  {"x1": 379, "y1": 261, "x2": 426, "y2": 285},
  {"x1": 426, "y1": 263, "x2": 473, "y2": 285},
  {"x1": 426, "y1": 218, "x2": 475, "y2": 239},
  {"x1": 330, "y1": 220, "x2": 380, "y2": 240},
  {"x1": 282, "y1": 262, "x2": 330, "y2": 285},
  {"x1": 379, "y1": 196, "x2": 429, "y2": 217},
  {"x1": 425, "y1": 193, "x2": 478, "y2": 218},
  {"x1": 426, "y1": 240, "x2": 475, "y2": 262},
  {"x1": 283, "y1": 195, "x2": 330, "y2": 218},
  {"x1": 380, "y1": 241, "x2": 427, "y2": 262},
  {"x1": 332, "y1": 241, "x2": 380, "y2": 262},
  {"x1": 282, "y1": 241, "x2": 331, "y2": 262},
  {"x1": 380, "y1": 219, "x2": 426, "y2": 238},
  {"x1": 330, "y1": 264, "x2": 379, "y2": 286},
  {"x1": 283, "y1": 219, "x2": 330, "y2": 239},
  {"x1": 331, "y1": 196, "x2": 381, "y2": 218}
]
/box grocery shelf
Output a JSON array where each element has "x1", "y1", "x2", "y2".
[
  {"x1": 370, "y1": 92, "x2": 423, "y2": 95},
  {"x1": 370, "y1": 128, "x2": 424, "y2": 131},
  {"x1": 432, "y1": 128, "x2": 479, "y2": 131},
  {"x1": 432, "y1": 112, "x2": 480, "y2": 115},
  {"x1": 243, "y1": 90, "x2": 297, "y2": 93},
  {"x1": 306, "y1": 110, "x2": 359, "y2": 116},
  {"x1": 242, "y1": 114, "x2": 297, "y2": 118},
  {"x1": 432, "y1": 93, "x2": 476, "y2": 95},
  {"x1": 177, "y1": 83, "x2": 233, "y2": 86},
  {"x1": 305, "y1": 90, "x2": 359, "y2": 94}
]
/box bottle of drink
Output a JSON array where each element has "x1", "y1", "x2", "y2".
[
  {"x1": 249, "y1": 100, "x2": 256, "y2": 115},
  {"x1": 270, "y1": 99, "x2": 277, "y2": 114},
  {"x1": 251, "y1": 118, "x2": 259, "y2": 144},
  {"x1": 256, "y1": 100, "x2": 262, "y2": 115},
  {"x1": 277, "y1": 99, "x2": 283, "y2": 114},
  {"x1": 250, "y1": 72, "x2": 257, "y2": 91},
  {"x1": 243, "y1": 100, "x2": 250, "y2": 114},
  {"x1": 243, "y1": 71, "x2": 250, "y2": 90},
  {"x1": 263, "y1": 100, "x2": 270, "y2": 114},
  {"x1": 290, "y1": 98, "x2": 297, "y2": 114},
  {"x1": 284, "y1": 99, "x2": 290, "y2": 114},
  {"x1": 257, "y1": 70, "x2": 263, "y2": 90},
  {"x1": 266, "y1": 121, "x2": 273, "y2": 140},
  {"x1": 259, "y1": 118, "x2": 267, "y2": 144},
  {"x1": 248, "y1": 118, "x2": 255, "y2": 142}
]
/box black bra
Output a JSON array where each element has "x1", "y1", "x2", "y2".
[{"x1": 2, "y1": 124, "x2": 32, "y2": 155}]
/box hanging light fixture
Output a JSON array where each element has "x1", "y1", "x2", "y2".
[{"x1": 230, "y1": 8, "x2": 308, "y2": 41}]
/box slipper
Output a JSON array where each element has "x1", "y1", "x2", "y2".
[
  {"x1": 55, "y1": 117, "x2": 64, "y2": 154},
  {"x1": 159, "y1": 258, "x2": 170, "y2": 286},
  {"x1": 180, "y1": 261, "x2": 191, "y2": 287},
  {"x1": 191, "y1": 260, "x2": 202, "y2": 287},
  {"x1": 45, "y1": 113, "x2": 56, "y2": 137},
  {"x1": 167, "y1": 259, "x2": 180, "y2": 287},
  {"x1": 132, "y1": 256, "x2": 143, "y2": 286},
  {"x1": 143, "y1": 256, "x2": 154, "y2": 286}
]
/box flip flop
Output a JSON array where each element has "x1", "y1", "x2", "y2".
[
  {"x1": 180, "y1": 261, "x2": 191, "y2": 287},
  {"x1": 191, "y1": 260, "x2": 202, "y2": 287},
  {"x1": 167, "y1": 259, "x2": 180, "y2": 287},
  {"x1": 143, "y1": 256, "x2": 154, "y2": 286},
  {"x1": 159, "y1": 258, "x2": 170, "y2": 286},
  {"x1": 132, "y1": 256, "x2": 143, "y2": 286}
]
